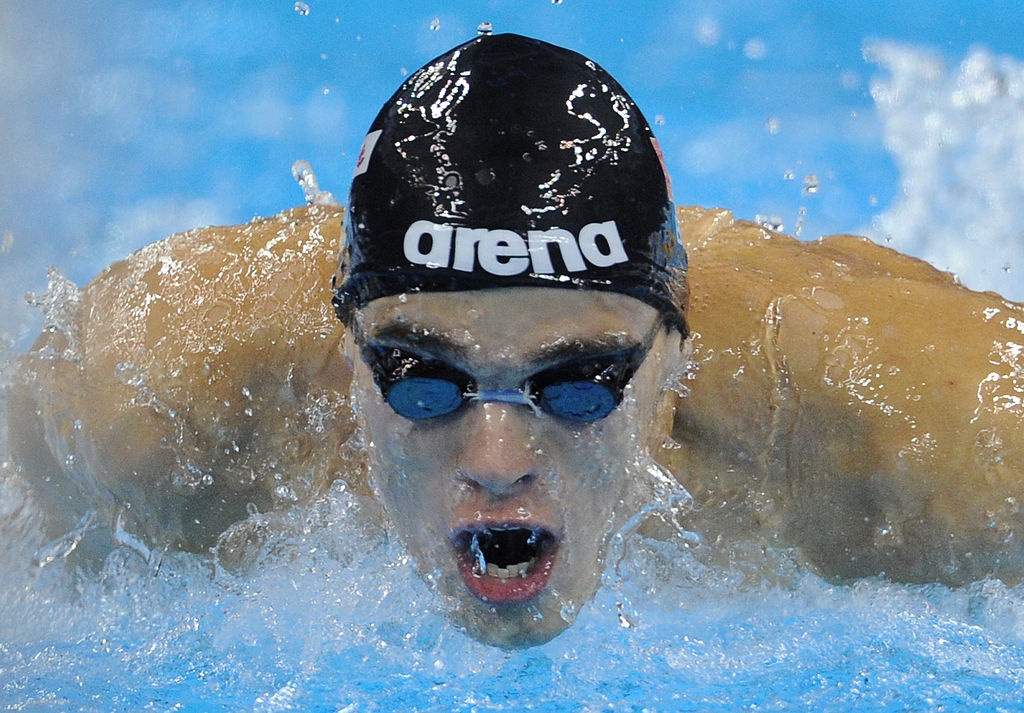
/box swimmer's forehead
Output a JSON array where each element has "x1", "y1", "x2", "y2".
[{"x1": 354, "y1": 288, "x2": 660, "y2": 366}]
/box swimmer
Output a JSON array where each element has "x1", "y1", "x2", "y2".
[{"x1": 8, "y1": 33, "x2": 1024, "y2": 647}]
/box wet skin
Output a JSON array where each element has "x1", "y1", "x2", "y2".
[
  {"x1": 348, "y1": 288, "x2": 682, "y2": 647},
  {"x1": 11, "y1": 204, "x2": 1024, "y2": 648}
]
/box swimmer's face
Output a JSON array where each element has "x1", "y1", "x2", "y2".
[{"x1": 348, "y1": 288, "x2": 681, "y2": 647}]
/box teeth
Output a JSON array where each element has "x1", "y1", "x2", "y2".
[{"x1": 484, "y1": 558, "x2": 536, "y2": 580}]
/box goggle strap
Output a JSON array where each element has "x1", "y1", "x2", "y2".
[{"x1": 467, "y1": 388, "x2": 542, "y2": 416}]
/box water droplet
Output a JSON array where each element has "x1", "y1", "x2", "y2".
[
  {"x1": 294, "y1": 1, "x2": 310, "y2": 16},
  {"x1": 794, "y1": 205, "x2": 808, "y2": 238},
  {"x1": 765, "y1": 116, "x2": 780, "y2": 135},
  {"x1": 744, "y1": 38, "x2": 768, "y2": 61},
  {"x1": 429, "y1": 17, "x2": 440, "y2": 31},
  {"x1": 552, "y1": 0, "x2": 564, "y2": 4},
  {"x1": 291, "y1": 160, "x2": 338, "y2": 206},
  {"x1": 33, "y1": 510, "x2": 94, "y2": 567},
  {"x1": 784, "y1": 169, "x2": 795, "y2": 180},
  {"x1": 1003, "y1": 263, "x2": 1013, "y2": 273},
  {"x1": 654, "y1": 114, "x2": 666, "y2": 126},
  {"x1": 274, "y1": 484, "x2": 298, "y2": 503},
  {"x1": 477, "y1": 21, "x2": 493, "y2": 36},
  {"x1": 474, "y1": 167, "x2": 495, "y2": 185},
  {"x1": 617, "y1": 601, "x2": 635, "y2": 628},
  {"x1": 695, "y1": 17, "x2": 720, "y2": 47},
  {"x1": 802, "y1": 174, "x2": 820, "y2": 195},
  {"x1": 756, "y1": 214, "x2": 785, "y2": 232}
]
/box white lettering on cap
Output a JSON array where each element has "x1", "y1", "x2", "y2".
[
  {"x1": 403, "y1": 220, "x2": 453, "y2": 268},
  {"x1": 527, "y1": 229, "x2": 586, "y2": 273},
  {"x1": 402, "y1": 221, "x2": 628, "y2": 276},
  {"x1": 578, "y1": 221, "x2": 628, "y2": 267}
]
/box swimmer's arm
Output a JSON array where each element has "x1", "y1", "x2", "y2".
[
  {"x1": 674, "y1": 208, "x2": 1024, "y2": 584},
  {"x1": 8, "y1": 206, "x2": 355, "y2": 552}
]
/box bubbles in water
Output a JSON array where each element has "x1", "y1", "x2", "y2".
[
  {"x1": 294, "y1": 1, "x2": 310, "y2": 16},
  {"x1": 477, "y1": 21, "x2": 493, "y2": 36},
  {"x1": 429, "y1": 17, "x2": 440, "y2": 31}
]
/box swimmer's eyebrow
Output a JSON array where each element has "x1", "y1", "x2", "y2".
[
  {"x1": 364, "y1": 322, "x2": 648, "y2": 368},
  {"x1": 365, "y1": 324, "x2": 473, "y2": 363}
]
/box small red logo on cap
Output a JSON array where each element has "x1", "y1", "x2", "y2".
[{"x1": 354, "y1": 130, "x2": 382, "y2": 177}]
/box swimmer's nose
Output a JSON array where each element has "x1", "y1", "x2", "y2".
[{"x1": 455, "y1": 402, "x2": 537, "y2": 496}]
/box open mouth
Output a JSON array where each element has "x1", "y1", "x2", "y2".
[{"x1": 451, "y1": 525, "x2": 558, "y2": 605}]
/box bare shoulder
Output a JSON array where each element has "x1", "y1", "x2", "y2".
[
  {"x1": 9, "y1": 206, "x2": 356, "y2": 552},
  {"x1": 674, "y1": 206, "x2": 1024, "y2": 584}
]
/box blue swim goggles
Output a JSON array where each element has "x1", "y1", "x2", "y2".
[{"x1": 360, "y1": 334, "x2": 657, "y2": 423}]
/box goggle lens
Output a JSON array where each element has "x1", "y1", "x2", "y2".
[
  {"x1": 538, "y1": 380, "x2": 618, "y2": 422},
  {"x1": 386, "y1": 376, "x2": 465, "y2": 420}
]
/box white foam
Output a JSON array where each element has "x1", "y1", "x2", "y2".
[{"x1": 868, "y1": 42, "x2": 1024, "y2": 300}]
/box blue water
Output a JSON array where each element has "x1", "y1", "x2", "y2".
[
  {"x1": 3, "y1": 2, "x2": 1024, "y2": 710},
  {"x1": 2, "y1": 476, "x2": 1023, "y2": 711}
]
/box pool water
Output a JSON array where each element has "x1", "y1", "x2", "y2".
[{"x1": 2, "y1": 472, "x2": 1023, "y2": 711}]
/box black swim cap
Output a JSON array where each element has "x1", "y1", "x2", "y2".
[{"x1": 333, "y1": 33, "x2": 688, "y2": 336}]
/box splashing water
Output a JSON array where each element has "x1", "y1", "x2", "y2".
[
  {"x1": 23, "y1": 267, "x2": 82, "y2": 361},
  {"x1": 867, "y1": 42, "x2": 1024, "y2": 300},
  {"x1": 290, "y1": 160, "x2": 339, "y2": 207},
  {"x1": 2, "y1": 463, "x2": 1023, "y2": 710}
]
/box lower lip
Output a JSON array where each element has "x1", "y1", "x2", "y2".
[{"x1": 454, "y1": 548, "x2": 557, "y2": 605}]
